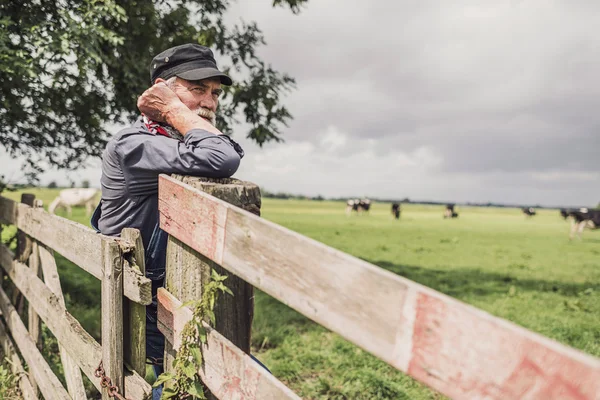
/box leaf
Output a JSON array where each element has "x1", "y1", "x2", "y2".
[
  {"x1": 153, "y1": 372, "x2": 174, "y2": 387},
  {"x1": 187, "y1": 380, "x2": 206, "y2": 398},
  {"x1": 161, "y1": 386, "x2": 179, "y2": 399},
  {"x1": 190, "y1": 346, "x2": 203, "y2": 365},
  {"x1": 199, "y1": 329, "x2": 207, "y2": 344},
  {"x1": 182, "y1": 361, "x2": 197, "y2": 379},
  {"x1": 206, "y1": 310, "x2": 216, "y2": 325}
]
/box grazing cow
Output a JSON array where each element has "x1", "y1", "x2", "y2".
[
  {"x1": 443, "y1": 204, "x2": 459, "y2": 219},
  {"x1": 566, "y1": 208, "x2": 600, "y2": 240},
  {"x1": 559, "y1": 208, "x2": 570, "y2": 219},
  {"x1": 359, "y1": 199, "x2": 371, "y2": 213},
  {"x1": 48, "y1": 188, "x2": 99, "y2": 216},
  {"x1": 345, "y1": 198, "x2": 371, "y2": 215},
  {"x1": 391, "y1": 203, "x2": 401, "y2": 220},
  {"x1": 522, "y1": 207, "x2": 537, "y2": 217}
]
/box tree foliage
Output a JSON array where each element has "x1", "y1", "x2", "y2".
[{"x1": 0, "y1": 0, "x2": 307, "y2": 176}]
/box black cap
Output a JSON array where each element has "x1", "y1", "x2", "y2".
[{"x1": 150, "y1": 43, "x2": 232, "y2": 86}]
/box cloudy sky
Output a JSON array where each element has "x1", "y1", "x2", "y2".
[{"x1": 3, "y1": 1, "x2": 599, "y2": 207}]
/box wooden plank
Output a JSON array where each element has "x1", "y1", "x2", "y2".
[
  {"x1": 0, "y1": 318, "x2": 37, "y2": 400},
  {"x1": 18, "y1": 194, "x2": 36, "y2": 395},
  {"x1": 17, "y1": 194, "x2": 35, "y2": 263},
  {"x1": 159, "y1": 175, "x2": 600, "y2": 400},
  {"x1": 27, "y1": 241, "x2": 42, "y2": 399},
  {"x1": 101, "y1": 240, "x2": 124, "y2": 400},
  {"x1": 0, "y1": 287, "x2": 70, "y2": 399},
  {"x1": 39, "y1": 243, "x2": 87, "y2": 399},
  {"x1": 15, "y1": 202, "x2": 151, "y2": 305},
  {"x1": 157, "y1": 288, "x2": 300, "y2": 400},
  {"x1": 121, "y1": 228, "x2": 146, "y2": 377},
  {"x1": 0, "y1": 243, "x2": 152, "y2": 399},
  {"x1": 0, "y1": 195, "x2": 17, "y2": 224}
]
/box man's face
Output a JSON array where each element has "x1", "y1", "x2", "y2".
[{"x1": 171, "y1": 77, "x2": 223, "y2": 124}]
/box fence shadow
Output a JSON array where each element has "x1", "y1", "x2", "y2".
[{"x1": 366, "y1": 259, "x2": 599, "y2": 300}]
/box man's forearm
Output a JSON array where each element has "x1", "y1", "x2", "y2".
[{"x1": 165, "y1": 104, "x2": 222, "y2": 136}]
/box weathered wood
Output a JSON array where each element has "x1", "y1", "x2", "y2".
[
  {"x1": 17, "y1": 194, "x2": 35, "y2": 263},
  {"x1": 162, "y1": 176, "x2": 258, "y2": 399},
  {"x1": 163, "y1": 175, "x2": 258, "y2": 352},
  {"x1": 159, "y1": 175, "x2": 600, "y2": 400},
  {"x1": 101, "y1": 240, "x2": 124, "y2": 400},
  {"x1": 0, "y1": 286, "x2": 70, "y2": 399},
  {"x1": 14, "y1": 202, "x2": 151, "y2": 305},
  {"x1": 0, "y1": 243, "x2": 152, "y2": 399},
  {"x1": 0, "y1": 195, "x2": 17, "y2": 224},
  {"x1": 121, "y1": 228, "x2": 146, "y2": 376},
  {"x1": 157, "y1": 288, "x2": 300, "y2": 400},
  {"x1": 18, "y1": 194, "x2": 37, "y2": 394},
  {"x1": 27, "y1": 241, "x2": 42, "y2": 399},
  {"x1": 0, "y1": 318, "x2": 37, "y2": 400},
  {"x1": 38, "y1": 243, "x2": 87, "y2": 399}
]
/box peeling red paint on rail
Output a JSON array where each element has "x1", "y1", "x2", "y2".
[
  {"x1": 159, "y1": 176, "x2": 227, "y2": 264},
  {"x1": 406, "y1": 292, "x2": 598, "y2": 399}
]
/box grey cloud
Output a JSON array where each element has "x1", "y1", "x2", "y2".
[{"x1": 225, "y1": 0, "x2": 600, "y2": 183}]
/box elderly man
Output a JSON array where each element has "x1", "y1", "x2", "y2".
[{"x1": 91, "y1": 43, "x2": 244, "y2": 398}]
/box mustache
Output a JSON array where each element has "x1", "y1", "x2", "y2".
[{"x1": 195, "y1": 107, "x2": 216, "y2": 123}]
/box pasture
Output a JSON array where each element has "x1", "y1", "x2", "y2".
[{"x1": 2, "y1": 189, "x2": 600, "y2": 399}]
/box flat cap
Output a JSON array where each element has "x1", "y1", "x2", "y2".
[{"x1": 150, "y1": 43, "x2": 232, "y2": 86}]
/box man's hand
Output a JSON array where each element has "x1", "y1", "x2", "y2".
[{"x1": 137, "y1": 82, "x2": 182, "y2": 123}]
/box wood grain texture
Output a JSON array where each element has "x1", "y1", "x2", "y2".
[
  {"x1": 101, "y1": 240, "x2": 124, "y2": 400},
  {"x1": 38, "y1": 243, "x2": 87, "y2": 399},
  {"x1": 159, "y1": 175, "x2": 600, "y2": 400},
  {"x1": 157, "y1": 288, "x2": 300, "y2": 400},
  {"x1": 14, "y1": 202, "x2": 151, "y2": 304},
  {"x1": 0, "y1": 195, "x2": 17, "y2": 224},
  {"x1": 121, "y1": 228, "x2": 147, "y2": 376},
  {"x1": 17, "y1": 194, "x2": 35, "y2": 263},
  {"x1": 27, "y1": 241, "x2": 42, "y2": 398},
  {"x1": 0, "y1": 243, "x2": 152, "y2": 399},
  {"x1": 0, "y1": 318, "x2": 37, "y2": 400},
  {"x1": 0, "y1": 286, "x2": 70, "y2": 399},
  {"x1": 162, "y1": 175, "x2": 259, "y2": 399}
]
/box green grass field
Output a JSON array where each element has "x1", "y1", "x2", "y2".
[{"x1": 2, "y1": 189, "x2": 599, "y2": 399}]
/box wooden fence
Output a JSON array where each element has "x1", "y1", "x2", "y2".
[
  {"x1": 1, "y1": 175, "x2": 600, "y2": 399},
  {"x1": 0, "y1": 193, "x2": 152, "y2": 399}
]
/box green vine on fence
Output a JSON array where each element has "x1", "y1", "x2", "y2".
[{"x1": 154, "y1": 270, "x2": 233, "y2": 399}]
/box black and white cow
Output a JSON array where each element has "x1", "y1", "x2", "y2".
[
  {"x1": 443, "y1": 204, "x2": 459, "y2": 219},
  {"x1": 391, "y1": 203, "x2": 401, "y2": 220},
  {"x1": 559, "y1": 208, "x2": 571, "y2": 219},
  {"x1": 565, "y1": 208, "x2": 600, "y2": 240},
  {"x1": 345, "y1": 199, "x2": 371, "y2": 215},
  {"x1": 522, "y1": 207, "x2": 536, "y2": 217}
]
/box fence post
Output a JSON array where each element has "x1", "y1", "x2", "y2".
[
  {"x1": 121, "y1": 228, "x2": 146, "y2": 377},
  {"x1": 101, "y1": 240, "x2": 124, "y2": 400},
  {"x1": 163, "y1": 176, "x2": 261, "y2": 396},
  {"x1": 28, "y1": 200, "x2": 43, "y2": 357},
  {"x1": 18, "y1": 193, "x2": 40, "y2": 395},
  {"x1": 15, "y1": 194, "x2": 35, "y2": 313}
]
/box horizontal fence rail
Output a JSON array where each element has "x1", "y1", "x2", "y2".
[
  {"x1": 158, "y1": 174, "x2": 600, "y2": 400},
  {"x1": 158, "y1": 288, "x2": 301, "y2": 400},
  {"x1": 0, "y1": 196, "x2": 151, "y2": 305}
]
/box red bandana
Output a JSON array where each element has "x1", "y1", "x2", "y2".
[{"x1": 142, "y1": 115, "x2": 171, "y2": 138}]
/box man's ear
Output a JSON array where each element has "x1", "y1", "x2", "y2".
[{"x1": 154, "y1": 77, "x2": 167, "y2": 85}]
